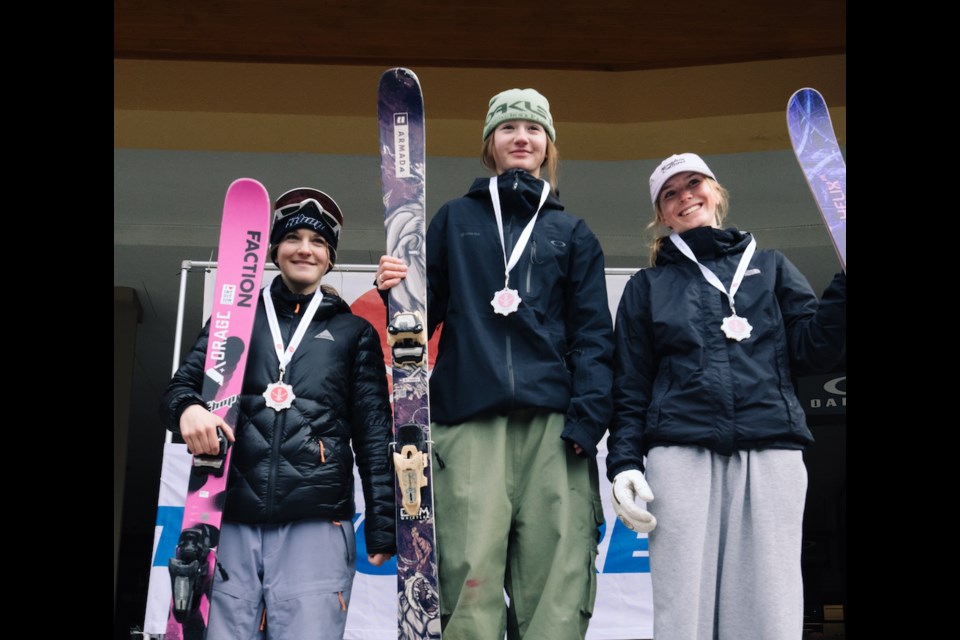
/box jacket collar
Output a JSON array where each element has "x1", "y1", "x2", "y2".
[
  {"x1": 657, "y1": 226, "x2": 753, "y2": 265},
  {"x1": 268, "y1": 277, "x2": 349, "y2": 318},
  {"x1": 466, "y1": 168, "x2": 563, "y2": 217}
]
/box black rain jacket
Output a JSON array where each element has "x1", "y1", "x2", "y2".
[{"x1": 426, "y1": 169, "x2": 615, "y2": 457}]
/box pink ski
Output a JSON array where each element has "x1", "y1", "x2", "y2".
[{"x1": 165, "y1": 178, "x2": 271, "y2": 639}]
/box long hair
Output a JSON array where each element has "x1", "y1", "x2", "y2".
[{"x1": 647, "y1": 177, "x2": 730, "y2": 266}]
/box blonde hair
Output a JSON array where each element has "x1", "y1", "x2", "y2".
[
  {"x1": 481, "y1": 135, "x2": 560, "y2": 193},
  {"x1": 647, "y1": 177, "x2": 730, "y2": 266}
]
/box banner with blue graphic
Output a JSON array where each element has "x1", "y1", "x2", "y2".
[{"x1": 143, "y1": 443, "x2": 192, "y2": 634}]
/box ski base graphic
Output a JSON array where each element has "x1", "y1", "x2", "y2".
[
  {"x1": 378, "y1": 67, "x2": 443, "y2": 640},
  {"x1": 787, "y1": 87, "x2": 846, "y2": 270}
]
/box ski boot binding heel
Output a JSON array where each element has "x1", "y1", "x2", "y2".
[
  {"x1": 387, "y1": 311, "x2": 426, "y2": 368},
  {"x1": 393, "y1": 423, "x2": 428, "y2": 517}
]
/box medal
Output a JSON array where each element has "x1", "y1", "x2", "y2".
[
  {"x1": 488, "y1": 176, "x2": 550, "y2": 317},
  {"x1": 670, "y1": 233, "x2": 758, "y2": 342},
  {"x1": 263, "y1": 380, "x2": 295, "y2": 411},
  {"x1": 491, "y1": 287, "x2": 521, "y2": 315},
  {"x1": 262, "y1": 285, "x2": 325, "y2": 412},
  {"x1": 721, "y1": 314, "x2": 753, "y2": 341}
]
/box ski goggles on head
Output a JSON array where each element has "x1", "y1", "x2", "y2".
[
  {"x1": 273, "y1": 198, "x2": 342, "y2": 239},
  {"x1": 271, "y1": 189, "x2": 344, "y2": 250}
]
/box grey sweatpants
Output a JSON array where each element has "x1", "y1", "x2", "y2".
[
  {"x1": 206, "y1": 518, "x2": 356, "y2": 640},
  {"x1": 645, "y1": 447, "x2": 807, "y2": 640}
]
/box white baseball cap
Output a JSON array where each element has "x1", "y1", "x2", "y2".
[{"x1": 649, "y1": 153, "x2": 716, "y2": 207}]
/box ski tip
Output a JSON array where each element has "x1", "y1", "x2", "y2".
[
  {"x1": 382, "y1": 66, "x2": 416, "y2": 76},
  {"x1": 227, "y1": 177, "x2": 267, "y2": 191},
  {"x1": 223, "y1": 178, "x2": 272, "y2": 219},
  {"x1": 787, "y1": 87, "x2": 826, "y2": 107},
  {"x1": 225, "y1": 178, "x2": 270, "y2": 202},
  {"x1": 380, "y1": 67, "x2": 420, "y2": 84}
]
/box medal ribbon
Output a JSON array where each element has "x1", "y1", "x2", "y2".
[
  {"x1": 488, "y1": 176, "x2": 550, "y2": 289},
  {"x1": 669, "y1": 232, "x2": 756, "y2": 315},
  {"x1": 263, "y1": 286, "x2": 325, "y2": 381}
]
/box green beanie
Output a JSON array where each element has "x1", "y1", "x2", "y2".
[{"x1": 482, "y1": 88, "x2": 556, "y2": 142}]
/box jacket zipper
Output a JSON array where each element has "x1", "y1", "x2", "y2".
[
  {"x1": 504, "y1": 176, "x2": 526, "y2": 401},
  {"x1": 265, "y1": 412, "x2": 285, "y2": 518},
  {"x1": 525, "y1": 238, "x2": 536, "y2": 295},
  {"x1": 266, "y1": 300, "x2": 301, "y2": 518},
  {"x1": 506, "y1": 333, "x2": 515, "y2": 399}
]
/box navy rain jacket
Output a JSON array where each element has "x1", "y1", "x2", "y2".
[
  {"x1": 426, "y1": 168, "x2": 615, "y2": 457},
  {"x1": 606, "y1": 226, "x2": 846, "y2": 479}
]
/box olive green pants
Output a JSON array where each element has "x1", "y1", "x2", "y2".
[{"x1": 432, "y1": 409, "x2": 603, "y2": 640}]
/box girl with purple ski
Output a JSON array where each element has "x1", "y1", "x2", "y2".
[{"x1": 378, "y1": 88, "x2": 613, "y2": 640}]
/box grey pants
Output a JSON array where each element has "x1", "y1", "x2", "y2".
[
  {"x1": 645, "y1": 447, "x2": 807, "y2": 640},
  {"x1": 206, "y1": 518, "x2": 356, "y2": 640}
]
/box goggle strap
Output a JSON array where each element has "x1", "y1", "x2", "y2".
[{"x1": 274, "y1": 198, "x2": 341, "y2": 235}]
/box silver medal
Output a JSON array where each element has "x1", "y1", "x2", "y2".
[
  {"x1": 487, "y1": 177, "x2": 549, "y2": 319},
  {"x1": 721, "y1": 314, "x2": 753, "y2": 341},
  {"x1": 263, "y1": 380, "x2": 295, "y2": 411},
  {"x1": 491, "y1": 287, "x2": 521, "y2": 316},
  {"x1": 262, "y1": 287, "x2": 325, "y2": 413}
]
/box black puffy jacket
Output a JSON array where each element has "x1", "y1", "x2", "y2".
[
  {"x1": 160, "y1": 277, "x2": 396, "y2": 555},
  {"x1": 606, "y1": 226, "x2": 846, "y2": 480}
]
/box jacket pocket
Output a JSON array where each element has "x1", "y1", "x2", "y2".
[
  {"x1": 647, "y1": 360, "x2": 673, "y2": 438},
  {"x1": 524, "y1": 234, "x2": 568, "y2": 299}
]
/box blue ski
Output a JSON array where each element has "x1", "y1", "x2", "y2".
[{"x1": 787, "y1": 87, "x2": 846, "y2": 270}]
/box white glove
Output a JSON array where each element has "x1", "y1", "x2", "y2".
[{"x1": 612, "y1": 469, "x2": 657, "y2": 533}]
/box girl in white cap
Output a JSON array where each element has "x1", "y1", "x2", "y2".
[
  {"x1": 161, "y1": 188, "x2": 396, "y2": 639},
  {"x1": 377, "y1": 89, "x2": 614, "y2": 639},
  {"x1": 605, "y1": 154, "x2": 846, "y2": 640}
]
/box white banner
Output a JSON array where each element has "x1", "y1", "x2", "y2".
[
  {"x1": 144, "y1": 443, "x2": 193, "y2": 634},
  {"x1": 145, "y1": 265, "x2": 652, "y2": 639}
]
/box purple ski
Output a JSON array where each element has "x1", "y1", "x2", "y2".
[
  {"x1": 164, "y1": 178, "x2": 271, "y2": 640},
  {"x1": 787, "y1": 87, "x2": 846, "y2": 270},
  {"x1": 378, "y1": 67, "x2": 442, "y2": 640}
]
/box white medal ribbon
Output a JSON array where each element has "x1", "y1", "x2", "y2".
[
  {"x1": 262, "y1": 286, "x2": 325, "y2": 405},
  {"x1": 670, "y1": 232, "x2": 757, "y2": 340},
  {"x1": 488, "y1": 176, "x2": 550, "y2": 315}
]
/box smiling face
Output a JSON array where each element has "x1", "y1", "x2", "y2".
[
  {"x1": 656, "y1": 171, "x2": 720, "y2": 233},
  {"x1": 489, "y1": 119, "x2": 547, "y2": 178},
  {"x1": 275, "y1": 228, "x2": 330, "y2": 294}
]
